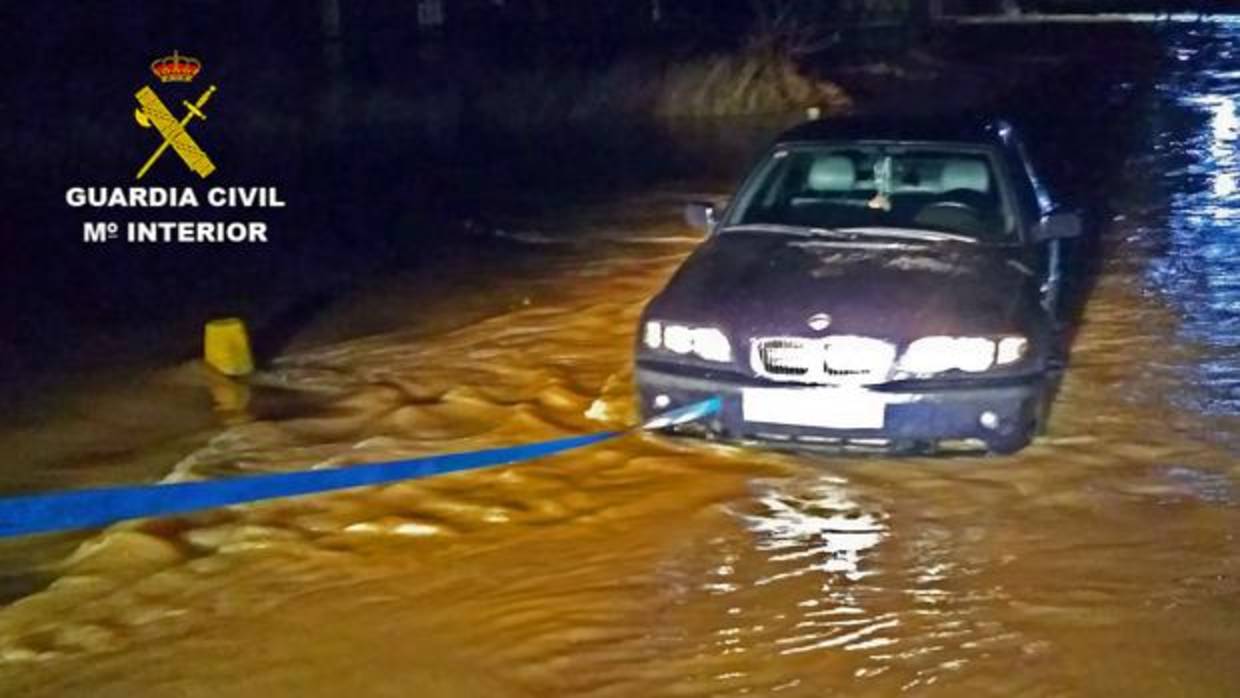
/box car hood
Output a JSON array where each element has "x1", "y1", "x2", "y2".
[{"x1": 643, "y1": 231, "x2": 1037, "y2": 343}]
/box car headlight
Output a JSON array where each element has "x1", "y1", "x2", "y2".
[
  {"x1": 643, "y1": 321, "x2": 663, "y2": 349},
  {"x1": 897, "y1": 335, "x2": 1028, "y2": 375},
  {"x1": 996, "y1": 336, "x2": 1029, "y2": 365},
  {"x1": 643, "y1": 321, "x2": 732, "y2": 363},
  {"x1": 691, "y1": 327, "x2": 732, "y2": 362}
]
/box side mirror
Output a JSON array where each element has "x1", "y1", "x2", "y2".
[
  {"x1": 1032, "y1": 211, "x2": 1082, "y2": 242},
  {"x1": 684, "y1": 201, "x2": 719, "y2": 233}
]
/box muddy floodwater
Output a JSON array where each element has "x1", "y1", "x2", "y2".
[{"x1": 2, "y1": 22, "x2": 1240, "y2": 698}]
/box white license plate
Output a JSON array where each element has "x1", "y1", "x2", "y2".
[{"x1": 742, "y1": 387, "x2": 886, "y2": 430}]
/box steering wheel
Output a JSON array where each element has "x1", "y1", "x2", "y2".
[
  {"x1": 919, "y1": 200, "x2": 979, "y2": 215},
  {"x1": 929, "y1": 188, "x2": 991, "y2": 213},
  {"x1": 913, "y1": 191, "x2": 988, "y2": 235}
]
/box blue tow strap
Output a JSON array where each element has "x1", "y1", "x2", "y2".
[{"x1": 0, "y1": 397, "x2": 721, "y2": 538}]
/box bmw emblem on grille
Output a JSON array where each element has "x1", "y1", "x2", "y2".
[{"x1": 807, "y1": 313, "x2": 832, "y2": 331}]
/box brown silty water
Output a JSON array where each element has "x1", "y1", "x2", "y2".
[
  {"x1": 2, "y1": 22, "x2": 1240, "y2": 698},
  {"x1": 0, "y1": 181, "x2": 1235, "y2": 696}
]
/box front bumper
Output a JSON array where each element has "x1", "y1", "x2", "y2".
[{"x1": 635, "y1": 361, "x2": 1047, "y2": 451}]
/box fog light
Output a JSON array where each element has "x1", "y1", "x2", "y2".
[
  {"x1": 979, "y1": 411, "x2": 1000, "y2": 430},
  {"x1": 653, "y1": 394, "x2": 671, "y2": 409}
]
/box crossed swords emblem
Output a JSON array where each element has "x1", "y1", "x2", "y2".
[{"x1": 133, "y1": 84, "x2": 218, "y2": 180}]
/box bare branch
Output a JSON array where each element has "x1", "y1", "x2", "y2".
[{"x1": 747, "y1": 0, "x2": 840, "y2": 58}]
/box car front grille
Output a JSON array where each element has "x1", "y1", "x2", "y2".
[{"x1": 751, "y1": 336, "x2": 897, "y2": 385}]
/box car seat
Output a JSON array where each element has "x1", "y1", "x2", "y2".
[{"x1": 806, "y1": 155, "x2": 857, "y2": 193}]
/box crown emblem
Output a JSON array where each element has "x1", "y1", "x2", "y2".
[{"x1": 150, "y1": 51, "x2": 201, "y2": 83}]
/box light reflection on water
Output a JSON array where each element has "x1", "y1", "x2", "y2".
[
  {"x1": 739, "y1": 480, "x2": 887, "y2": 585},
  {"x1": 1142, "y1": 23, "x2": 1240, "y2": 418}
]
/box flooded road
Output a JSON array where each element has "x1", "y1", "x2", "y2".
[{"x1": 2, "y1": 21, "x2": 1239, "y2": 698}]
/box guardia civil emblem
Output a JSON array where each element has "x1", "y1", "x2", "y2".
[{"x1": 133, "y1": 51, "x2": 217, "y2": 180}]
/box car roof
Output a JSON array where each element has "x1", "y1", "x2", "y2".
[{"x1": 775, "y1": 113, "x2": 1015, "y2": 147}]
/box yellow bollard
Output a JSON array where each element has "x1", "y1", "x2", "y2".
[{"x1": 203, "y1": 317, "x2": 254, "y2": 376}]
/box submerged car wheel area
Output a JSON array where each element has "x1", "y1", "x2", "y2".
[{"x1": 635, "y1": 115, "x2": 1082, "y2": 455}]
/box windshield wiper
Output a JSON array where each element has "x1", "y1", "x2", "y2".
[
  {"x1": 718, "y1": 223, "x2": 980, "y2": 245},
  {"x1": 834, "y1": 227, "x2": 979, "y2": 245},
  {"x1": 717, "y1": 223, "x2": 855, "y2": 238}
]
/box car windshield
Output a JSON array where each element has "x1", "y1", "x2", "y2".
[{"x1": 724, "y1": 144, "x2": 1015, "y2": 243}]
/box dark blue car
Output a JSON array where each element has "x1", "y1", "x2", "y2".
[{"x1": 635, "y1": 115, "x2": 1082, "y2": 454}]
